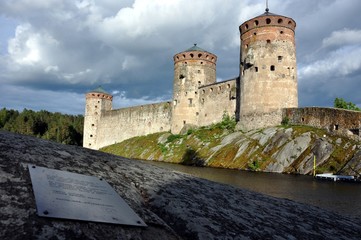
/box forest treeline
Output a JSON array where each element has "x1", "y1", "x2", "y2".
[{"x1": 0, "y1": 108, "x2": 83, "y2": 146}]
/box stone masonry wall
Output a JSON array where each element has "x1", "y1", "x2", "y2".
[
  {"x1": 283, "y1": 107, "x2": 361, "y2": 138},
  {"x1": 198, "y1": 79, "x2": 237, "y2": 126},
  {"x1": 95, "y1": 102, "x2": 172, "y2": 149}
]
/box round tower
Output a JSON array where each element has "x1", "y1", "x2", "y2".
[
  {"x1": 239, "y1": 9, "x2": 298, "y2": 115},
  {"x1": 83, "y1": 86, "x2": 112, "y2": 149},
  {"x1": 171, "y1": 44, "x2": 217, "y2": 133}
]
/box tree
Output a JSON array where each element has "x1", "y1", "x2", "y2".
[{"x1": 334, "y1": 98, "x2": 361, "y2": 111}]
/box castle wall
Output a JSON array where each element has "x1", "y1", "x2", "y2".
[
  {"x1": 237, "y1": 110, "x2": 283, "y2": 131},
  {"x1": 94, "y1": 102, "x2": 172, "y2": 149},
  {"x1": 283, "y1": 107, "x2": 361, "y2": 138},
  {"x1": 198, "y1": 79, "x2": 237, "y2": 126}
]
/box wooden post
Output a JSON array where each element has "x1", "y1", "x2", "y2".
[{"x1": 313, "y1": 155, "x2": 316, "y2": 177}]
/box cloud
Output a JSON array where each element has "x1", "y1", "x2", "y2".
[
  {"x1": 299, "y1": 45, "x2": 361, "y2": 79},
  {"x1": 1, "y1": 0, "x2": 361, "y2": 115},
  {"x1": 322, "y1": 29, "x2": 361, "y2": 48}
]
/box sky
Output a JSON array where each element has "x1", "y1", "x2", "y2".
[{"x1": 0, "y1": 0, "x2": 361, "y2": 115}]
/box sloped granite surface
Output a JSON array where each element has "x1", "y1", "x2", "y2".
[{"x1": 1, "y1": 131, "x2": 360, "y2": 239}]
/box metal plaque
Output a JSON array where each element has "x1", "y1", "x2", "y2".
[{"x1": 28, "y1": 165, "x2": 147, "y2": 227}]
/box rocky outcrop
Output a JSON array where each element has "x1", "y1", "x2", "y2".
[
  {"x1": 1, "y1": 130, "x2": 361, "y2": 239},
  {"x1": 103, "y1": 126, "x2": 361, "y2": 175}
]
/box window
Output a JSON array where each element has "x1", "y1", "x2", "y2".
[
  {"x1": 270, "y1": 65, "x2": 275, "y2": 71},
  {"x1": 198, "y1": 54, "x2": 202, "y2": 58},
  {"x1": 173, "y1": 100, "x2": 177, "y2": 106},
  {"x1": 179, "y1": 74, "x2": 185, "y2": 79},
  {"x1": 254, "y1": 20, "x2": 259, "y2": 26},
  {"x1": 198, "y1": 70, "x2": 201, "y2": 73},
  {"x1": 188, "y1": 98, "x2": 193, "y2": 105},
  {"x1": 278, "y1": 56, "x2": 283, "y2": 62},
  {"x1": 210, "y1": 88, "x2": 213, "y2": 92},
  {"x1": 91, "y1": 124, "x2": 95, "y2": 126},
  {"x1": 266, "y1": 18, "x2": 271, "y2": 24},
  {"x1": 90, "y1": 135, "x2": 93, "y2": 137},
  {"x1": 267, "y1": 39, "x2": 271, "y2": 44},
  {"x1": 245, "y1": 24, "x2": 249, "y2": 30},
  {"x1": 255, "y1": 67, "x2": 258, "y2": 72},
  {"x1": 278, "y1": 18, "x2": 283, "y2": 24},
  {"x1": 190, "y1": 53, "x2": 194, "y2": 58}
]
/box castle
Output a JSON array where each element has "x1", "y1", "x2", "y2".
[{"x1": 83, "y1": 9, "x2": 361, "y2": 150}]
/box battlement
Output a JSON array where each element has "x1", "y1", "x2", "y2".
[
  {"x1": 173, "y1": 44, "x2": 217, "y2": 68},
  {"x1": 240, "y1": 12, "x2": 296, "y2": 35}
]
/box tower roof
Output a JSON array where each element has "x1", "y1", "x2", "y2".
[
  {"x1": 184, "y1": 44, "x2": 207, "y2": 52},
  {"x1": 89, "y1": 86, "x2": 110, "y2": 95}
]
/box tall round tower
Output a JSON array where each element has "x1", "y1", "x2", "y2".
[
  {"x1": 83, "y1": 86, "x2": 112, "y2": 149},
  {"x1": 171, "y1": 44, "x2": 217, "y2": 133},
  {"x1": 239, "y1": 9, "x2": 298, "y2": 116}
]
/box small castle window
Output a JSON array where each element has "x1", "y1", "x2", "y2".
[
  {"x1": 302, "y1": 117, "x2": 305, "y2": 122},
  {"x1": 267, "y1": 39, "x2": 271, "y2": 44},
  {"x1": 288, "y1": 21, "x2": 292, "y2": 25},
  {"x1": 253, "y1": 32, "x2": 257, "y2": 36},
  {"x1": 188, "y1": 98, "x2": 193, "y2": 105},
  {"x1": 183, "y1": 120, "x2": 186, "y2": 125},
  {"x1": 90, "y1": 135, "x2": 93, "y2": 137},
  {"x1": 218, "y1": 86, "x2": 222, "y2": 91},
  {"x1": 245, "y1": 24, "x2": 249, "y2": 30},
  {"x1": 198, "y1": 81, "x2": 202, "y2": 85},
  {"x1": 196, "y1": 112, "x2": 199, "y2": 116},
  {"x1": 198, "y1": 53, "x2": 202, "y2": 58},
  {"x1": 202, "y1": 89, "x2": 205, "y2": 94},
  {"x1": 97, "y1": 101, "x2": 100, "y2": 103},
  {"x1": 179, "y1": 74, "x2": 185, "y2": 79},
  {"x1": 176, "y1": 56, "x2": 179, "y2": 60},
  {"x1": 255, "y1": 67, "x2": 258, "y2": 72},
  {"x1": 266, "y1": 18, "x2": 271, "y2": 24},
  {"x1": 185, "y1": 62, "x2": 187, "y2": 64},
  {"x1": 278, "y1": 56, "x2": 283, "y2": 62},
  {"x1": 89, "y1": 143, "x2": 91, "y2": 146},
  {"x1": 195, "y1": 91, "x2": 198, "y2": 95},
  {"x1": 210, "y1": 88, "x2": 213, "y2": 92},
  {"x1": 190, "y1": 53, "x2": 194, "y2": 58},
  {"x1": 91, "y1": 124, "x2": 95, "y2": 126},
  {"x1": 254, "y1": 20, "x2": 259, "y2": 26},
  {"x1": 198, "y1": 70, "x2": 201, "y2": 73},
  {"x1": 97, "y1": 94, "x2": 100, "y2": 97},
  {"x1": 280, "y1": 31, "x2": 284, "y2": 34},
  {"x1": 334, "y1": 124, "x2": 339, "y2": 130},
  {"x1": 270, "y1": 65, "x2": 275, "y2": 71},
  {"x1": 201, "y1": 62, "x2": 203, "y2": 64},
  {"x1": 278, "y1": 18, "x2": 283, "y2": 24},
  {"x1": 183, "y1": 54, "x2": 186, "y2": 58},
  {"x1": 95, "y1": 105, "x2": 98, "y2": 108},
  {"x1": 227, "y1": 84, "x2": 230, "y2": 89},
  {"x1": 201, "y1": 98, "x2": 205, "y2": 103}
]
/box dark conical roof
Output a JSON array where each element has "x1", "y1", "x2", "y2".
[
  {"x1": 184, "y1": 44, "x2": 207, "y2": 52},
  {"x1": 89, "y1": 86, "x2": 110, "y2": 95}
]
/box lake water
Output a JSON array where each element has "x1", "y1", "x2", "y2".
[{"x1": 144, "y1": 160, "x2": 361, "y2": 218}]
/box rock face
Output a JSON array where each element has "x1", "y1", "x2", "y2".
[
  {"x1": 103, "y1": 126, "x2": 361, "y2": 176},
  {"x1": 1, "y1": 130, "x2": 361, "y2": 239}
]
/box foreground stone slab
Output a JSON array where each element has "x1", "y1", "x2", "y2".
[{"x1": 0, "y1": 130, "x2": 360, "y2": 239}]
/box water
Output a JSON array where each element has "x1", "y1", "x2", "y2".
[{"x1": 144, "y1": 161, "x2": 361, "y2": 218}]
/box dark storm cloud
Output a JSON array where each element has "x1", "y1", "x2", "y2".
[{"x1": 0, "y1": 0, "x2": 360, "y2": 114}]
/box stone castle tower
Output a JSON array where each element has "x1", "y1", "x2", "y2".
[
  {"x1": 83, "y1": 87, "x2": 112, "y2": 149},
  {"x1": 171, "y1": 44, "x2": 217, "y2": 133},
  {"x1": 239, "y1": 8, "x2": 298, "y2": 116}
]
